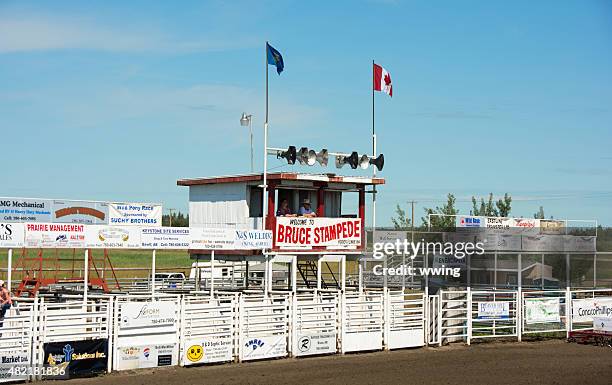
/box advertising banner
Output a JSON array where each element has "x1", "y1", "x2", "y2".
[
  {"x1": 0, "y1": 353, "x2": 29, "y2": 383},
  {"x1": 85, "y1": 225, "x2": 141, "y2": 249},
  {"x1": 477, "y1": 301, "x2": 510, "y2": 319},
  {"x1": 275, "y1": 217, "x2": 361, "y2": 249},
  {"x1": 242, "y1": 336, "x2": 287, "y2": 361},
  {"x1": 189, "y1": 228, "x2": 272, "y2": 250},
  {"x1": 540, "y1": 220, "x2": 565, "y2": 235},
  {"x1": 115, "y1": 344, "x2": 177, "y2": 370},
  {"x1": 109, "y1": 203, "x2": 162, "y2": 226},
  {"x1": 572, "y1": 297, "x2": 612, "y2": 323},
  {"x1": 524, "y1": 298, "x2": 561, "y2": 324},
  {"x1": 119, "y1": 301, "x2": 177, "y2": 329},
  {"x1": 294, "y1": 332, "x2": 336, "y2": 357},
  {"x1": 0, "y1": 222, "x2": 25, "y2": 248},
  {"x1": 24, "y1": 223, "x2": 86, "y2": 248},
  {"x1": 183, "y1": 336, "x2": 233, "y2": 365},
  {"x1": 456, "y1": 216, "x2": 484, "y2": 230},
  {"x1": 140, "y1": 227, "x2": 190, "y2": 249},
  {"x1": 0, "y1": 197, "x2": 52, "y2": 222},
  {"x1": 43, "y1": 339, "x2": 108, "y2": 377},
  {"x1": 373, "y1": 230, "x2": 407, "y2": 244},
  {"x1": 52, "y1": 200, "x2": 109, "y2": 225}
]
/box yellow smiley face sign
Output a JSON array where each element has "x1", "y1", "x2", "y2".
[{"x1": 186, "y1": 345, "x2": 203, "y2": 362}]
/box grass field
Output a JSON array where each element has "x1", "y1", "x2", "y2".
[{"x1": 0, "y1": 249, "x2": 194, "y2": 280}]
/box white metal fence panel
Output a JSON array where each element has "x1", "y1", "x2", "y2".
[
  {"x1": 341, "y1": 292, "x2": 384, "y2": 353},
  {"x1": 113, "y1": 295, "x2": 180, "y2": 371},
  {"x1": 385, "y1": 290, "x2": 424, "y2": 349},
  {"x1": 292, "y1": 292, "x2": 338, "y2": 357},
  {"x1": 439, "y1": 290, "x2": 468, "y2": 345},
  {"x1": 239, "y1": 294, "x2": 289, "y2": 361},
  {"x1": 426, "y1": 295, "x2": 440, "y2": 345},
  {"x1": 569, "y1": 289, "x2": 612, "y2": 333},
  {"x1": 469, "y1": 290, "x2": 518, "y2": 344},
  {"x1": 179, "y1": 295, "x2": 237, "y2": 366},
  {"x1": 0, "y1": 299, "x2": 36, "y2": 383},
  {"x1": 36, "y1": 297, "x2": 112, "y2": 379},
  {"x1": 521, "y1": 289, "x2": 568, "y2": 336}
]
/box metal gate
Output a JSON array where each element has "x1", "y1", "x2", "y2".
[
  {"x1": 292, "y1": 292, "x2": 338, "y2": 357},
  {"x1": 37, "y1": 297, "x2": 113, "y2": 379},
  {"x1": 113, "y1": 295, "x2": 181, "y2": 371},
  {"x1": 180, "y1": 294, "x2": 237, "y2": 366},
  {"x1": 438, "y1": 290, "x2": 468, "y2": 345},
  {"x1": 468, "y1": 290, "x2": 518, "y2": 344},
  {"x1": 385, "y1": 290, "x2": 424, "y2": 349},
  {"x1": 341, "y1": 291, "x2": 384, "y2": 353},
  {"x1": 426, "y1": 294, "x2": 440, "y2": 345},
  {"x1": 238, "y1": 294, "x2": 289, "y2": 361},
  {"x1": 0, "y1": 299, "x2": 37, "y2": 383},
  {"x1": 521, "y1": 289, "x2": 567, "y2": 337}
]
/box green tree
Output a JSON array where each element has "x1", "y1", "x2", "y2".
[
  {"x1": 471, "y1": 193, "x2": 512, "y2": 217},
  {"x1": 422, "y1": 193, "x2": 458, "y2": 230},
  {"x1": 162, "y1": 211, "x2": 189, "y2": 227},
  {"x1": 391, "y1": 204, "x2": 411, "y2": 230},
  {"x1": 534, "y1": 206, "x2": 545, "y2": 219}
]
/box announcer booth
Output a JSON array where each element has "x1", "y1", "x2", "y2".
[{"x1": 177, "y1": 172, "x2": 384, "y2": 292}]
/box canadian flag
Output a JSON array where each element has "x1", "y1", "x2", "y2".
[{"x1": 373, "y1": 63, "x2": 392, "y2": 97}]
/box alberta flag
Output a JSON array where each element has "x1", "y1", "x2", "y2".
[
  {"x1": 267, "y1": 43, "x2": 284, "y2": 75},
  {"x1": 373, "y1": 63, "x2": 392, "y2": 97}
]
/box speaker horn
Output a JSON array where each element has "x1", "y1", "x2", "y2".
[
  {"x1": 369, "y1": 153, "x2": 384, "y2": 171},
  {"x1": 359, "y1": 154, "x2": 370, "y2": 169},
  {"x1": 346, "y1": 151, "x2": 359, "y2": 169},
  {"x1": 277, "y1": 146, "x2": 297, "y2": 165},
  {"x1": 298, "y1": 147, "x2": 317, "y2": 166},
  {"x1": 316, "y1": 149, "x2": 329, "y2": 166}
]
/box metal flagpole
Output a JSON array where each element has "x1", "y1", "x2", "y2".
[
  {"x1": 372, "y1": 60, "x2": 377, "y2": 234},
  {"x1": 263, "y1": 42, "x2": 270, "y2": 282}
]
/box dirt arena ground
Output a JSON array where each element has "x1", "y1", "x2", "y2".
[{"x1": 42, "y1": 340, "x2": 612, "y2": 385}]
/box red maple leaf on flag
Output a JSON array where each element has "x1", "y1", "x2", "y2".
[{"x1": 384, "y1": 73, "x2": 391, "y2": 86}]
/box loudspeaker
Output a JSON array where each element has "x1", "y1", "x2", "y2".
[
  {"x1": 277, "y1": 146, "x2": 297, "y2": 165},
  {"x1": 369, "y1": 153, "x2": 384, "y2": 171},
  {"x1": 359, "y1": 154, "x2": 370, "y2": 169},
  {"x1": 298, "y1": 147, "x2": 317, "y2": 166},
  {"x1": 316, "y1": 149, "x2": 329, "y2": 166}
]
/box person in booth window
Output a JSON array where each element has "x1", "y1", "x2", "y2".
[
  {"x1": 298, "y1": 199, "x2": 317, "y2": 218},
  {"x1": 276, "y1": 199, "x2": 295, "y2": 217}
]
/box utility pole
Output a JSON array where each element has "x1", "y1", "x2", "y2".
[
  {"x1": 168, "y1": 208, "x2": 176, "y2": 227},
  {"x1": 408, "y1": 201, "x2": 416, "y2": 243}
]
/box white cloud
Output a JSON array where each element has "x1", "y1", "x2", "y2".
[{"x1": 0, "y1": 14, "x2": 257, "y2": 53}]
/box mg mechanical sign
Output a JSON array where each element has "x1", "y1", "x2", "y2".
[{"x1": 275, "y1": 217, "x2": 362, "y2": 250}]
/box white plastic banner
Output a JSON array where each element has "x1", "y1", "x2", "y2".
[
  {"x1": 24, "y1": 223, "x2": 86, "y2": 248},
  {"x1": 294, "y1": 333, "x2": 336, "y2": 357},
  {"x1": 242, "y1": 336, "x2": 286, "y2": 361},
  {"x1": 183, "y1": 337, "x2": 233, "y2": 365},
  {"x1": 0, "y1": 222, "x2": 25, "y2": 248},
  {"x1": 477, "y1": 301, "x2": 510, "y2": 319},
  {"x1": 85, "y1": 225, "x2": 141, "y2": 249},
  {"x1": 109, "y1": 203, "x2": 162, "y2": 226},
  {"x1": 0, "y1": 197, "x2": 52, "y2": 222},
  {"x1": 189, "y1": 228, "x2": 272, "y2": 250},
  {"x1": 275, "y1": 217, "x2": 361, "y2": 249},
  {"x1": 572, "y1": 298, "x2": 612, "y2": 323},
  {"x1": 0, "y1": 353, "x2": 29, "y2": 382},
  {"x1": 119, "y1": 301, "x2": 177, "y2": 328},
  {"x1": 51, "y1": 199, "x2": 109, "y2": 225},
  {"x1": 524, "y1": 298, "x2": 560, "y2": 324},
  {"x1": 115, "y1": 344, "x2": 177, "y2": 370},
  {"x1": 141, "y1": 227, "x2": 190, "y2": 249}
]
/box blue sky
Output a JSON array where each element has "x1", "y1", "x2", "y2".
[{"x1": 1, "y1": 0, "x2": 611, "y2": 226}]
